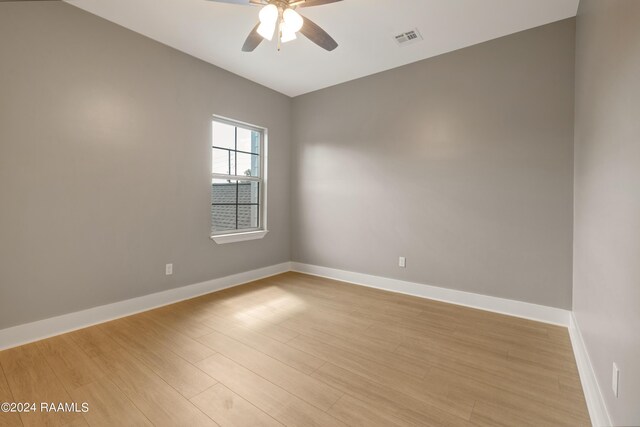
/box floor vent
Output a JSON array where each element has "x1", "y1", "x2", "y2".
[{"x1": 394, "y1": 29, "x2": 423, "y2": 46}]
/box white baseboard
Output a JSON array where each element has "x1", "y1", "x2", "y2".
[
  {"x1": 1, "y1": 260, "x2": 601, "y2": 425},
  {"x1": 0, "y1": 260, "x2": 571, "y2": 345},
  {"x1": 0, "y1": 262, "x2": 291, "y2": 351},
  {"x1": 569, "y1": 313, "x2": 612, "y2": 427},
  {"x1": 291, "y1": 262, "x2": 571, "y2": 326}
]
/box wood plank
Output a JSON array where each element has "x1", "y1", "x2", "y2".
[
  {"x1": 120, "y1": 315, "x2": 215, "y2": 363},
  {"x1": 91, "y1": 348, "x2": 216, "y2": 426},
  {"x1": 68, "y1": 378, "x2": 152, "y2": 427},
  {"x1": 312, "y1": 362, "x2": 472, "y2": 425},
  {"x1": 288, "y1": 327, "x2": 429, "y2": 378},
  {"x1": 396, "y1": 339, "x2": 563, "y2": 395},
  {"x1": 328, "y1": 394, "x2": 408, "y2": 427},
  {"x1": 138, "y1": 307, "x2": 215, "y2": 339},
  {"x1": 196, "y1": 353, "x2": 346, "y2": 427},
  {"x1": 471, "y1": 399, "x2": 590, "y2": 427},
  {"x1": 0, "y1": 363, "x2": 22, "y2": 427},
  {"x1": 190, "y1": 383, "x2": 283, "y2": 427},
  {"x1": 282, "y1": 315, "x2": 402, "y2": 356},
  {"x1": 200, "y1": 284, "x2": 310, "y2": 325},
  {"x1": 424, "y1": 367, "x2": 591, "y2": 424},
  {"x1": 507, "y1": 347, "x2": 580, "y2": 374},
  {"x1": 279, "y1": 310, "x2": 372, "y2": 336},
  {"x1": 200, "y1": 310, "x2": 299, "y2": 344},
  {"x1": 199, "y1": 318, "x2": 324, "y2": 375},
  {"x1": 0, "y1": 344, "x2": 87, "y2": 427},
  {"x1": 351, "y1": 307, "x2": 457, "y2": 336},
  {"x1": 35, "y1": 334, "x2": 104, "y2": 391},
  {"x1": 100, "y1": 319, "x2": 217, "y2": 399},
  {"x1": 68, "y1": 326, "x2": 120, "y2": 359},
  {"x1": 196, "y1": 331, "x2": 341, "y2": 411},
  {"x1": 288, "y1": 334, "x2": 473, "y2": 419}
]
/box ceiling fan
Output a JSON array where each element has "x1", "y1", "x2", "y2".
[{"x1": 207, "y1": 0, "x2": 341, "y2": 52}]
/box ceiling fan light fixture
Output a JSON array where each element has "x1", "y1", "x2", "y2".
[
  {"x1": 257, "y1": 21, "x2": 276, "y2": 41},
  {"x1": 283, "y1": 8, "x2": 304, "y2": 33},
  {"x1": 280, "y1": 26, "x2": 297, "y2": 43},
  {"x1": 258, "y1": 4, "x2": 278, "y2": 26},
  {"x1": 219, "y1": 0, "x2": 341, "y2": 52}
]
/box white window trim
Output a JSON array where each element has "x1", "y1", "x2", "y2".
[
  {"x1": 210, "y1": 115, "x2": 268, "y2": 244},
  {"x1": 211, "y1": 229, "x2": 269, "y2": 244}
]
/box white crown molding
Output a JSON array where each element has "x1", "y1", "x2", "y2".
[
  {"x1": 569, "y1": 313, "x2": 612, "y2": 427},
  {"x1": 0, "y1": 262, "x2": 291, "y2": 351},
  {"x1": 291, "y1": 262, "x2": 571, "y2": 326}
]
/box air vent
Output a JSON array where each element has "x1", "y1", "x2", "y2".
[{"x1": 394, "y1": 28, "x2": 423, "y2": 46}]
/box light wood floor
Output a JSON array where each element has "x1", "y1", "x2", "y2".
[{"x1": 0, "y1": 272, "x2": 590, "y2": 427}]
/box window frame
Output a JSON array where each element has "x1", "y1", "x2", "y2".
[{"x1": 210, "y1": 115, "x2": 268, "y2": 244}]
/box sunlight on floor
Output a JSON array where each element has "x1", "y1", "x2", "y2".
[{"x1": 232, "y1": 286, "x2": 307, "y2": 325}]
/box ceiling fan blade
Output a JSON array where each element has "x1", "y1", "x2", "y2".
[
  {"x1": 242, "y1": 22, "x2": 263, "y2": 52},
  {"x1": 299, "y1": 16, "x2": 338, "y2": 51},
  {"x1": 295, "y1": 0, "x2": 342, "y2": 8}
]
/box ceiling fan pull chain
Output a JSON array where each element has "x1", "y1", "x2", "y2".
[{"x1": 277, "y1": 15, "x2": 282, "y2": 51}]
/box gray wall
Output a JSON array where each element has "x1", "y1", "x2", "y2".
[
  {"x1": 573, "y1": 1, "x2": 640, "y2": 424},
  {"x1": 291, "y1": 19, "x2": 576, "y2": 309},
  {"x1": 0, "y1": 2, "x2": 291, "y2": 329}
]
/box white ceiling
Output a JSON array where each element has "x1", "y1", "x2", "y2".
[{"x1": 64, "y1": 0, "x2": 579, "y2": 97}]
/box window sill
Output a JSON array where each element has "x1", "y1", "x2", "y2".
[{"x1": 211, "y1": 230, "x2": 268, "y2": 245}]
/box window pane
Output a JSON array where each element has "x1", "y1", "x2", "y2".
[
  {"x1": 237, "y1": 128, "x2": 260, "y2": 154},
  {"x1": 211, "y1": 118, "x2": 264, "y2": 236},
  {"x1": 237, "y1": 181, "x2": 259, "y2": 204},
  {"x1": 212, "y1": 179, "x2": 237, "y2": 204},
  {"x1": 212, "y1": 121, "x2": 235, "y2": 150},
  {"x1": 238, "y1": 205, "x2": 259, "y2": 229},
  {"x1": 212, "y1": 205, "x2": 236, "y2": 233},
  {"x1": 212, "y1": 148, "x2": 235, "y2": 175},
  {"x1": 236, "y1": 152, "x2": 259, "y2": 178}
]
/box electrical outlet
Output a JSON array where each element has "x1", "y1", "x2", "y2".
[
  {"x1": 612, "y1": 362, "x2": 619, "y2": 397},
  {"x1": 165, "y1": 263, "x2": 173, "y2": 276},
  {"x1": 399, "y1": 257, "x2": 406, "y2": 268}
]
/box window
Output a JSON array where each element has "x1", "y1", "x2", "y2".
[{"x1": 211, "y1": 117, "x2": 267, "y2": 244}]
